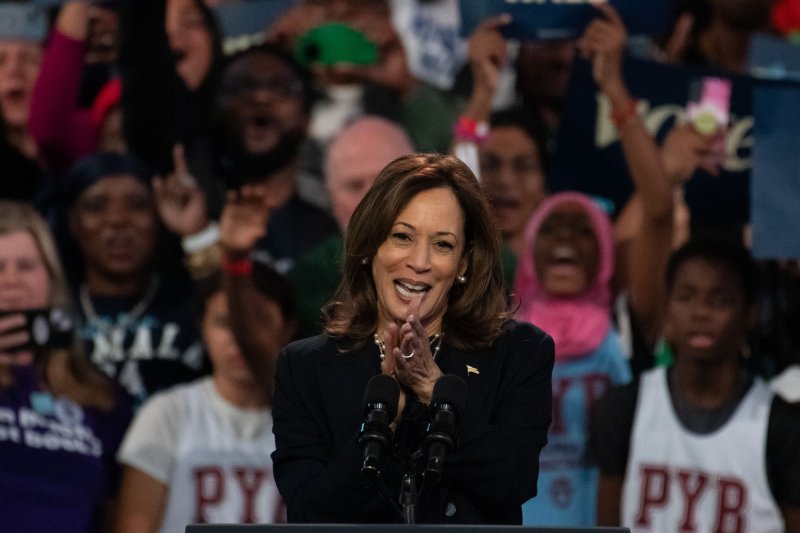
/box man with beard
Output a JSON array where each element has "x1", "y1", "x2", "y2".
[{"x1": 154, "y1": 43, "x2": 338, "y2": 276}]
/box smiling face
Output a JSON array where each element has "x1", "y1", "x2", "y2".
[
  {"x1": 533, "y1": 201, "x2": 600, "y2": 296},
  {"x1": 0, "y1": 40, "x2": 42, "y2": 129},
  {"x1": 480, "y1": 126, "x2": 546, "y2": 244},
  {"x1": 69, "y1": 174, "x2": 158, "y2": 281},
  {"x1": 666, "y1": 257, "x2": 750, "y2": 365},
  {"x1": 165, "y1": 0, "x2": 213, "y2": 90},
  {"x1": 372, "y1": 187, "x2": 467, "y2": 335}
]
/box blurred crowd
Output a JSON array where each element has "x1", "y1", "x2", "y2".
[{"x1": 0, "y1": 0, "x2": 799, "y2": 531}]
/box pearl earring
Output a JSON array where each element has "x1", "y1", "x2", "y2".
[{"x1": 457, "y1": 275, "x2": 467, "y2": 284}]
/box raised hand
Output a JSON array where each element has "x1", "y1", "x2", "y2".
[
  {"x1": 219, "y1": 184, "x2": 274, "y2": 257},
  {"x1": 379, "y1": 321, "x2": 406, "y2": 430},
  {"x1": 355, "y1": 8, "x2": 415, "y2": 94},
  {"x1": 662, "y1": 12, "x2": 695, "y2": 64},
  {"x1": 661, "y1": 122, "x2": 722, "y2": 183},
  {"x1": 152, "y1": 144, "x2": 209, "y2": 237},
  {"x1": 391, "y1": 296, "x2": 444, "y2": 406},
  {"x1": 577, "y1": 3, "x2": 628, "y2": 99},
  {"x1": 469, "y1": 14, "x2": 511, "y2": 104}
]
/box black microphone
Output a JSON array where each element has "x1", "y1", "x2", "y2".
[
  {"x1": 357, "y1": 374, "x2": 400, "y2": 481},
  {"x1": 423, "y1": 375, "x2": 467, "y2": 483}
]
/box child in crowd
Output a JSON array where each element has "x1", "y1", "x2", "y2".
[
  {"x1": 589, "y1": 239, "x2": 800, "y2": 531},
  {"x1": 115, "y1": 263, "x2": 295, "y2": 531},
  {"x1": 0, "y1": 200, "x2": 130, "y2": 532},
  {"x1": 515, "y1": 192, "x2": 631, "y2": 526}
]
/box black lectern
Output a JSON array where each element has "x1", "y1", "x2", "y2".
[{"x1": 187, "y1": 525, "x2": 630, "y2": 533}]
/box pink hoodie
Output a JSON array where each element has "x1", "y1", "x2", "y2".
[{"x1": 514, "y1": 192, "x2": 615, "y2": 361}]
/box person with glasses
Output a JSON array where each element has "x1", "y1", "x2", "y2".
[{"x1": 152, "y1": 43, "x2": 338, "y2": 279}]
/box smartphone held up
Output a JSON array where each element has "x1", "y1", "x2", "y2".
[
  {"x1": 686, "y1": 76, "x2": 732, "y2": 170},
  {"x1": 0, "y1": 308, "x2": 74, "y2": 354}
]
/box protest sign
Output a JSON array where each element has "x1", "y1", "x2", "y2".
[
  {"x1": 550, "y1": 57, "x2": 756, "y2": 227},
  {"x1": 459, "y1": 0, "x2": 671, "y2": 40}
]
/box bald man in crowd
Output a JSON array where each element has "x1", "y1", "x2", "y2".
[{"x1": 290, "y1": 116, "x2": 415, "y2": 338}]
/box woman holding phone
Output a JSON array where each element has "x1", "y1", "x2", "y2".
[{"x1": 0, "y1": 200, "x2": 130, "y2": 532}]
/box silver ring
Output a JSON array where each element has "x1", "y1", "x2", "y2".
[{"x1": 401, "y1": 348, "x2": 415, "y2": 359}]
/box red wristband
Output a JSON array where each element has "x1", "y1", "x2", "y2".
[
  {"x1": 453, "y1": 116, "x2": 489, "y2": 143},
  {"x1": 611, "y1": 99, "x2": 639, "y2": 130},
  {"x1": 221, "y1": 255, "x2": 253, "y2": 276}
]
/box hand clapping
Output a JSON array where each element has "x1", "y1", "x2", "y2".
[{"x1": 380, "y1": 296, "x2": 444, "y2": 408}]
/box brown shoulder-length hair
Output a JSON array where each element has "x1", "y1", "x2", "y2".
[
  {"x1": 0, "y1": 201, "x2": 114, "y2": 411},
  {"x1": 324, "y1": 153, "x2": 512, "y2": 351}
]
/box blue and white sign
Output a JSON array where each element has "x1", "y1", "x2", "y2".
[{"x1": 459, "y1": 0, "x2": 672, "y2": 40}]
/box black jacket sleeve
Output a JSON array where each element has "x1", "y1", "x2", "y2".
[
  {"x1": 443, "y1": 324, "x2": 554, "y2": 517},
  {"x1": 271, "y1": 340, "x2": 396, "y2": 523}
]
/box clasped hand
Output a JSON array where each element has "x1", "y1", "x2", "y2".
[{"x1": 379, "y1": 297, "x2": 443, "y2": 429}]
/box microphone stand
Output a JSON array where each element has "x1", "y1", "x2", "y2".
[{"x1": 399, "y1": 469, "x2": 418, "y2": 524}]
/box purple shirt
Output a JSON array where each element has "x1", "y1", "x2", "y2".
[{"x1": 0, "y1": 364, "x2": 130, "y2": 532}]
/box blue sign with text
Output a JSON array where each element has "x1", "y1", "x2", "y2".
[
  {"x1": 550, "y1": 57, "x2": 756, "y2": 227},
  {"x1": 459, "y1": 0, "x2": 672, "y2": 40}
]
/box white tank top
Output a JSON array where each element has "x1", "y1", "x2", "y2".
[
  {"x1": 621, "y1": 367, "x2": 783, "y2": 533},
  {"x1": 158, "y1": 381, "x2": 285, "y2": 532}
]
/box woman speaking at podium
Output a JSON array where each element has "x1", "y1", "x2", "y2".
[{"x1": 271, "y1": 153, "x2": 554, "y2": 524}]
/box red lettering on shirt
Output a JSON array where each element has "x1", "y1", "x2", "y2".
[
  {"x1": 714, "y1": 477, "x2": 746, "y2": 533},
  {"x1": 635, "y1": 464, "x2": 670, "y2": 527},
  {"x1": 233, "y1": 467, "x2": 268, "y2": 523},
  {"x1": 194, "y1": 467, "x2": 224, "y2": 522},
  {"x1": 677, "y1": 469, "x2": 709, "y2": 532}
]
